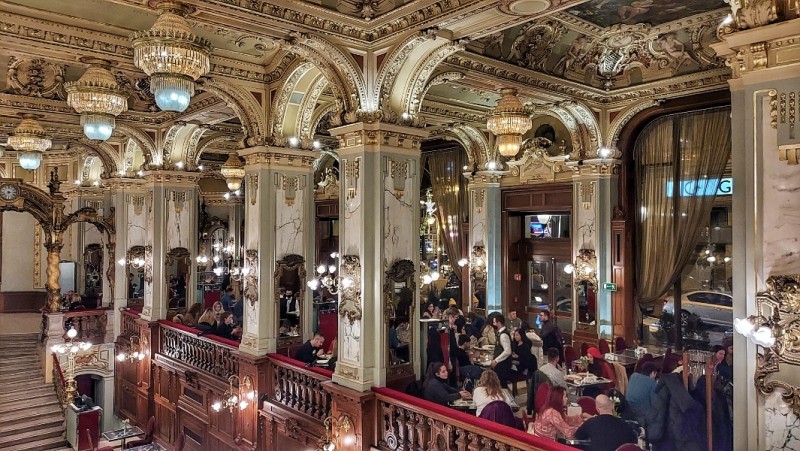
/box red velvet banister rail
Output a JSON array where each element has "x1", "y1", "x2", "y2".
[
  {"x1": 371, "y1": 387, "x2": 576, "y2": 451},
  {"x1": 267, "y1": 353, "x2": 333, "y2": 378}
]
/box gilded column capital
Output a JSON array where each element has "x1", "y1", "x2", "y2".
[
  {"x1": 329, "y1": 122, "x2": 429, "y2": 154},
  {"x1": 465, "y1": 170, "x2": 508, "y2": 185},
  {"x1": 239, "y1": 146, "x2": 316, "y2": 170},
  {"x1": 712, "y1": 19, "x2": 800, "y2": 80},
  {"x1": 566, "y1": 159, "x2": 621, "y2": 176},
  {"x1": 61, "y1": 187, "x2": 106, "y2": 198},
  {"x1": 104, "y1": 177, "x2": 147, "y2": 191}
]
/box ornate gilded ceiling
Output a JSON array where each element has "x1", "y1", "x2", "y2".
[{"x1": 0, "y1": 0, "x2": 735, "y2": 176}]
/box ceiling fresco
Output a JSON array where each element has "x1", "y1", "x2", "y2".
[
  {"x1": 469, "y1": 8, "x2": 727, "y2": 90},
  {"x1": 564, "y1": 0, "x2": 729, "y2": 27}
]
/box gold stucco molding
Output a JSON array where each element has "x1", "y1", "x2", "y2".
[{"x1": 239, "y1": 147, "x2": 316, "y2": 169}]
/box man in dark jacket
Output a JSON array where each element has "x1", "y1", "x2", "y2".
[
  {"x1": 538, "y1": 310, "x2": 564, "y2": 362},
  {"x1": 574, "y1": 395, "x2": 638, "y2": 451},
  {"x1": 294, "y1": 333, "x2": 326, "y2": 364},
  {"x1": 648, "y1": 372, "x2": 706, "y2": 451}
]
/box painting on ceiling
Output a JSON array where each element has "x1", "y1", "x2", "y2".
[{"x1": 566, "y1": 0, "x2": 728, "y2": 27}]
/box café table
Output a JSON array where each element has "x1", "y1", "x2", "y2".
[
  {"x1": 125, "y1": 444, "x2": 167, "y2": 451},
  {"x1": 607, "y1": 353, "x2": 640, "y2": 367},
  {"x1": 565, "y1": 374, "x2": 613, "y2": 397},
  {"x1": 102, "y1": 425, "x2": 144, "y2": 449},
  {"x1": 450, "y1": 388, "x2": 520, "y2": 412},
  {"x1": 619, "y1": 346, "x2": 667, "y2": 359}
]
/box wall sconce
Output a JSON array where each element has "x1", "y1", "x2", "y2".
[
  {"x1": 319, "y1": 414, "x2": 353, "y2": 451},
  {"x1": 563, "y1": 249, "x2": 597, "y2": 285},
  {"x1": 116, "y1": 335, "x2": 148, "y2": 363},
  {"x1": 212, "y1": 375, "x2": 255, "y2": 413}
]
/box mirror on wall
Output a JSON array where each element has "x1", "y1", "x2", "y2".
[
  {"x1": 275, "y1": 254, "x2": 306, "y2": 348},
  {"x1": 576, "y1": 280, "x2": 597, "y2": 328},
  {"x1": 83, "y1": 243, "x2": 103, "y2": 309},
  {"x1": 469, "y1": 246, "x2": 487, "y2": 311},
  {"x1": 385, "y1": 259, "x2": 415, "y2": 381},
  {"x1": 165, "y1": 247, "x2": 191, "y2": 310},
  {"x1": 126, "y1": 246, "x2": 146, "y2": 308}
]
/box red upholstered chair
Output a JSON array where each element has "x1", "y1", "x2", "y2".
[
  {"x1": 564, "y1": 346, "x2": 577, "y2": 369},
  {"x1": 577, "y1": 396, "x2": 598, "y2": 416},
  {"x1": 125, "y1": 416, "x2": 155, "y2": 449},
  {"x1": 580, "y1": 342, "x2": 589, "y2": 357},
  {"x1": 174, "y1": 432, "x2": 186, "y2": 451},
  {"x1": 85, "y1": 429, "x2": 114, "y2": 451},
  {"x1": 521, "y1": 410, "x2": 534, "y2": 428},
  {"x1": 534, "y1": 382, "x2": 551, "y2": 416},
  {"x1": 615, "y1": 337, "x2": 628, "y2": 352},
  {"x1": 599, "y1": 339, "x2": 611, "y2": 355}
]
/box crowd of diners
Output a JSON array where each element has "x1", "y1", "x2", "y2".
[
  {"x1": 169, "y1": 287, "x2": 245, "y2": 342},
  {"x1": 413, "y1": 306, "x2": 734, "y2": 451}
]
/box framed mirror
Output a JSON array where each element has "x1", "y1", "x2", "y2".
[
  {"x1": 469, "y1": 246, "x2": 487, "y2": 313},
  {"x1": 83, "y1": 243, "x2": 103, "y2": 309},
  {"x1": 275, "y1": 254, "x2": 306, "y2": 349},
  {"x1": 576, "y1": 281, "x2": 597, "y2": 329},
  {"x1": 126, "y1": 246, "x2": 146, "y2": 310},
  {"x1": 165, "y1": 247, "x2": 191, "y2": 310},
  {"x1": 385, "y1": 259, "x2": 415, "y2": 383}
]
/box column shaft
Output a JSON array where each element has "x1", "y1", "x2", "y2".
[{"x1": 466, "y1": 171, "x2": 505, "y2": 313}]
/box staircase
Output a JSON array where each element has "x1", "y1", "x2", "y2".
[{"x1": 0, "y1": 333, "x2": 67, "y2": 451}]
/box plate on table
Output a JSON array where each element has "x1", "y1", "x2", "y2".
[{"x1": 565, "y1": 374, "x2": 583, "y2": 383}]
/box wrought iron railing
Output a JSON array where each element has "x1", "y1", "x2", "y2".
[
  {"x1": 52, "y1": 352, "x2": 67, "y2": 409},
  {"x1": 266, "y1": 353, "x2": 332, "y2": 421},
  {"x1": 120, "y1": 308, "x2": 140, "y2": 338}
]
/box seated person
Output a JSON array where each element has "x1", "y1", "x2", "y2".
[
  {"x1": 294, "y1": 333, "x2": 326, "y2": 364},
  {"x1": 473, "y1": 370, "x2": 508, "y2": 416},
  {"x1": 231, "y1": 325, "x2": 243, "y2": 341},
  {"x1": 172, "y1": 314, "x2": 185, "y2": 325},
  {"x1": 478, "y1": 315, "x2": 498, "y2": 347},
  {"x1": 422, "y1": 302, "x2": 441, "y2": 319},
  {"x1": 212, "y1": 301, "x2": 226, "y2": 322},
  {"x1": 627, "y1": 362, "x2": 659, "y2": 423},
  {"x1": 196, "y1": 308, "x2": 216, "y2": 332},
  {"x1": 422, "y1": 362, "x2": 471, "y2": 407},
  {"x1": 584, "y1": 347, "x2": 616, "y2": 397},
  {"x1": 279, "y1": 319, "x2": 293, "y2": 336},
  {"x1": 454, "y1": 334, "x2": 483, "y2": 383},
  {"x1": 183, "y1": 303, "x2": 204, "y2": 327},
  {"x1": 574, "y1": 395, "x2": 637, "y2": 451},
  {"x1": 466, "y1": 311, "x2": 485, "y2": 340},
  {"x1": 220, "y1": 287, "x2": 235, "y2": 311},
  {"x1": 530, "y1": 386, "x2": 586, "y2": 440},
  {"x1": 539, "y1": 347, "x2": 567, "y2": 389},
  {"x1": 215, "y1": 312, "x2": 235, "y2": 339},
  {"x1": 69, "y1": 294, "x2": 85, "y2": 311}
]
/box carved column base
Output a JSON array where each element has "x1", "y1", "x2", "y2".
[{"x1": 323, "y1": 380, "x2": 376, "y2": 451}]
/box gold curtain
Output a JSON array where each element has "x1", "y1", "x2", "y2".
[
  {"x1": 426, "y1": 149, "x2": 468, "y2": 281},
  {"x1": 635, "y1": 108, "x2": 731, "y2": 309}
]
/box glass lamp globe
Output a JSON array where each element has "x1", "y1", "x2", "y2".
[
  {"x1": 18, "y1": 151, "x2": 43, "y2": 170},
  {"x1": 81, "y1": 115, "x2": 115, "y2": 141},
  {"x1": 152, "y1": 75, "x2": 193, "y2": 112}
]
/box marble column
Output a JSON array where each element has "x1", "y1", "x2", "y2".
[
  {"x1": 712, "y1": 14, "x2": 800, "y2": 451},
  {"x1": 568, "y1": 161, "x2": 619, "y2": 340},
  {"x1": 140, "y1": 171, "x2": 200, "y2": 321},
  {"x1": 238, "y1": 146, "x2": 316, "y2": 356},
  {"x1": 466, "y1": 170, "x2": 505, "y2": 313},
  {"x1": 329, "y1": 122, "x2": 425, "y2": 391},
  {"x1": 106, "y1": 178, "x2": 147, "y2": 337}
]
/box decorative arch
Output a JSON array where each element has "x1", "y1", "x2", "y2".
[
  {"x1": 193, "y1": 134, "x2": 240, "y2": 167},
  {"x1": 559, "y1": 101, "x2": 602, "y2": 158},
  {"x1": 284, "y1": 33, "x2": 367, "y2": 114},
  {"x1": 418, "y1": 71, "x2": 465, "y2": 107},
  {"x1": 374, "y1": 30, "x2": 440, "y2": 110},
  {"x1": 430, "y1": 124, "x2": 490, "y2": 168},
  {"x1": 309, "y1": 102, "x2": 339, "y2": 139},
  {"x1": 606, "y1": 100, "x2": 663, "y2": 151},
  {"x1": 196, "y1": 77, "x2": 266, "y2": 147},
  {"x1": 116, "y1": 123, "x2": 155, "y2": 166},
  {"x1": 270, "y1": 62, "x2": 330, "y2": 147},
  {"x1": 71, "y1": 140, "x2": 119, "y2": 178},
  {"x1": 398, "y1": 40, "x2": 466, "y2": 117},
  {"x1": 0, "y1": 179, "x2": 56, "y2": 232},
  {"x1": 531, "y1": 107, "x2": 583, "y2": 158},
  {"x1": 296, "y1": 74, "x2": 329, "y2": 147}
]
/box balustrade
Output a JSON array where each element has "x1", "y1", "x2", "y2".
[
  {"x1": 63, "y1": 308, "x2": 109, "y2": 342},
  {"x1": 158, "y1": 321, "x2": 239, "y2": 380},
  {"x1": 372, "y1": 387, "x2": 576, "y2": 451},
  {"x1": 120, "y1": 309, "x2": 140, "y2": 338},
  {"x1": 52, "y1": 353, "x2": 67, "y2": 409},
  {"x1": 266, "y1": 354, "x2": 332, "y2": 421}
]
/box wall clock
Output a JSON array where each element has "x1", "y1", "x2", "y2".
[{"x1": 0, "y1": 184, "x2": 19, "y2": 201}]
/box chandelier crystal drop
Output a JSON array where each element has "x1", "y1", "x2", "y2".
[
  {"x1": 8, "y1": 114, "x2": 51, "y2": 171},
  {"x1": 64, "y1": 59, "x2": 128, "y2": 141},
  {"x1": 130, "y1": 1, "x2": 212, "y2": 112},
  {"x1": 220, "y1": 153, "x2": 245, "y2": 191},
  {"x1": 487, "y1": 88, "x2": 532, "y2": 159}
]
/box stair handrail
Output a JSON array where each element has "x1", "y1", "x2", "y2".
[{"x1": 52, "y1": 352, "x2": 67, "y2": 409}]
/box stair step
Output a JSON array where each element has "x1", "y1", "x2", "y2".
[
  {"x1": 0, "y1": 396, "x2": 61, "y2": 415},
  {"x1": 0, "y1": 381, "x2": 49, "y2": 395},
  {"x1": 0, "y1": 387, "x2": 55, "y2": 403},
  {"x1": 0, "y1": 394, "x2": 60, "y2": 412},
  {"x1": 2, "y1": 435, "x2": 66, "y2": 451},
  {"x1": 0, "y1": 425, "x2": 64, "y2": 447},
  {"x1": 0, "y1": 406, "x2": 63, "y2": 425},
  {"x1": 0, "y1": 412, "x2": 63, "y2": 436},
  {"x1": 1, "y1": 371, "x2": 46, "y2": 384}
]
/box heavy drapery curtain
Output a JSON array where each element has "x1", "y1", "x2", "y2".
[
  {"x1": 426, "y1": 148, "x2": 468, "y2": 281},
  {"x1": 635, "y1": 107, "x2": 731, "y2": 310}
]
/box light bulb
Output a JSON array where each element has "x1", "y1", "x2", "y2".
[
  {"x1": 246, "y1": 391, "x2": 255, "y2": 400},
  {"x1": 71, "y1": 345, "x2": 80, "y2": 353},
  {"x1": 707, "y1": 256, "x2": 716, "y2": 263},
  {"x1": 458, "y1": 258, "x2": 469, "y2": 267},
  {"x1": 422, "y1": 275, "x2": 432, "y2": 285},
  {"x1": 137, "y1": 353, "x2": 145, "y2": 361},
  {"x1": 212, "y1": 401, "x2": 222, "y2": 412},
  {"x1": 564, "y1": 264, "x2": 574, "y2": 274},
  {"x1": 239, "y1": 400, "x2": 248, "y2": 410},
  {"x1": 474, "y1": 258, "x2": 484, "y2": 267},
  {"x1": 431, "y1": 271, "x2": 440, "y2": 281},
  {"x1": 67, "y1": 328, "x2": 78, "y2": 339},
  {"x1": 341, "y1": 277, "x2": 354, "y2": 288},
  {"x1": 81, "y1": 342, "x2": 92, "y2": 350},
  {"x1": 213, "y1": 267, "x2": 224, "y2": 276},
  {"x1": 317, "y1": 265, "x2": 327, "y2": 275},
  {"x1": 541, "y1": 283, "x2": 549, "y2": 290},
  {"x1": 724, "y1": 257, "x2": 731, "y2": 263},
  {"x1": 307, "y1": 279, "x2": 320, "y2": 290},
  {"x1": 118, "y1": 258, "x2": 127, "y2": 266},
  {"x1": 328, "y1": 265, "x2": 337, "y2": 274},
  {"x1": 117, "y1": 353, "x2": 126, "y2": 362},
  {"x1": 752, "y1": 326, "x2": 775, "y2": 347},
  {"x1": 330, "y1": 252, "x2": 339, "y2": 259},
  {"x1": 288, "y1": 136, "x2": 299, "y2": 147}
]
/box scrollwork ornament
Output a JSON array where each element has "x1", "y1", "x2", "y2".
[
  {"x1": 338, "y1": 255, "x2": 362, "y2": 325},
  {"x1": 143, "y1": 245, "x2": 153, "y2": 284},
  {"x1": 244, "y1": 249, "x2": 259, "y2": 307}
]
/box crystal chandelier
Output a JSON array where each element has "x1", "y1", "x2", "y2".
[
  {"x1": 65, "y1": 58, "x2": 128, "y2": 141},
  {"x1": 308, "y1": 252, "x2": 353, "y2": 295},
  {"x1": 487, "y1": 88, "x2": 532, "y2": 159},
  {"x1": 7, "y1": 114, "x2": 52, "y2": 171},
  {"x1": 220, "y1": 153, "x2": 245, "y2": 191},
  {"x1": 131, "y1": 1, "x2": 212, "y2": 112}
]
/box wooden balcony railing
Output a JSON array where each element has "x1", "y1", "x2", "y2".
[
  {"x1": 120, "y1": 308, "x2": 140, "y2": 338},
  {"x1": 158, "y1": 320, "x2": 239, "y2": 380},
  {"x1": 52, "y1": 352, "x2": 67, "y2": 409},
  {"x1": 63, "y1": 308, "x2": 109, "y2": 342},
  {"x1": 266, "y1": 354, "x2": 332, "y2": 421},
  {"x1": 371, "y1": 387, "x2": 577, "y2": 451}
]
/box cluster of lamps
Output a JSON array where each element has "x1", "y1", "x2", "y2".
[
  {"x1": 51, "y1": 326, "x2": 93, "y2": 406},
  {"x1": 116, "y1": 335, "x2": 147, "y2": 363},
  {"x1": 320, "y1": 415, "x2": 354, "y2": 451},
  {"x1": 308, "y1": 252, "x2": 353, "y2": 295},
  {"x1": 487, "y1": 88, "x2": 532, "y2": 159},
  {"x1": 118, "y1": 255, "x2": 146, "y2": 268},
  {"x1": 212, "y1": 375, "x2": 255, "y2": 413}
]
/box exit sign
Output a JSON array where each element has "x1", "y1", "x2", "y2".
[{"x1": 603, "y1": 282, "x2": 618, "y2": 291}]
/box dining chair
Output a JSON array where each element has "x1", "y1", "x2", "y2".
[
  {"x1": 615, "y1": 444, "x2": 644, "y2": 451},
  {"x1": 175, "y1": 432, "x2": 186, "y2": 451},
  {"x1": 564, "y1": 346, "x2": 577, "y2": 368},
  {"x1": 125, "y1": 416, "x2": 155, "y2": 448},
  {"x1": 615, "y1": 336, "x2": 628, "y2": 352},
  {"x1": 534, "y1": 382, "x2": 551, "y2": 416},
  {"x1": 580, "y1": 342, "x2": 589, "y2": 357},
  {"x1": 577, "y1": 396, "x2": 598, "y2": 415}
]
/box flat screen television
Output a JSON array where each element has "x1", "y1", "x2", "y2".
[{"x1": 530, "y1": 222, "x2": 545, "y2": 237}]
